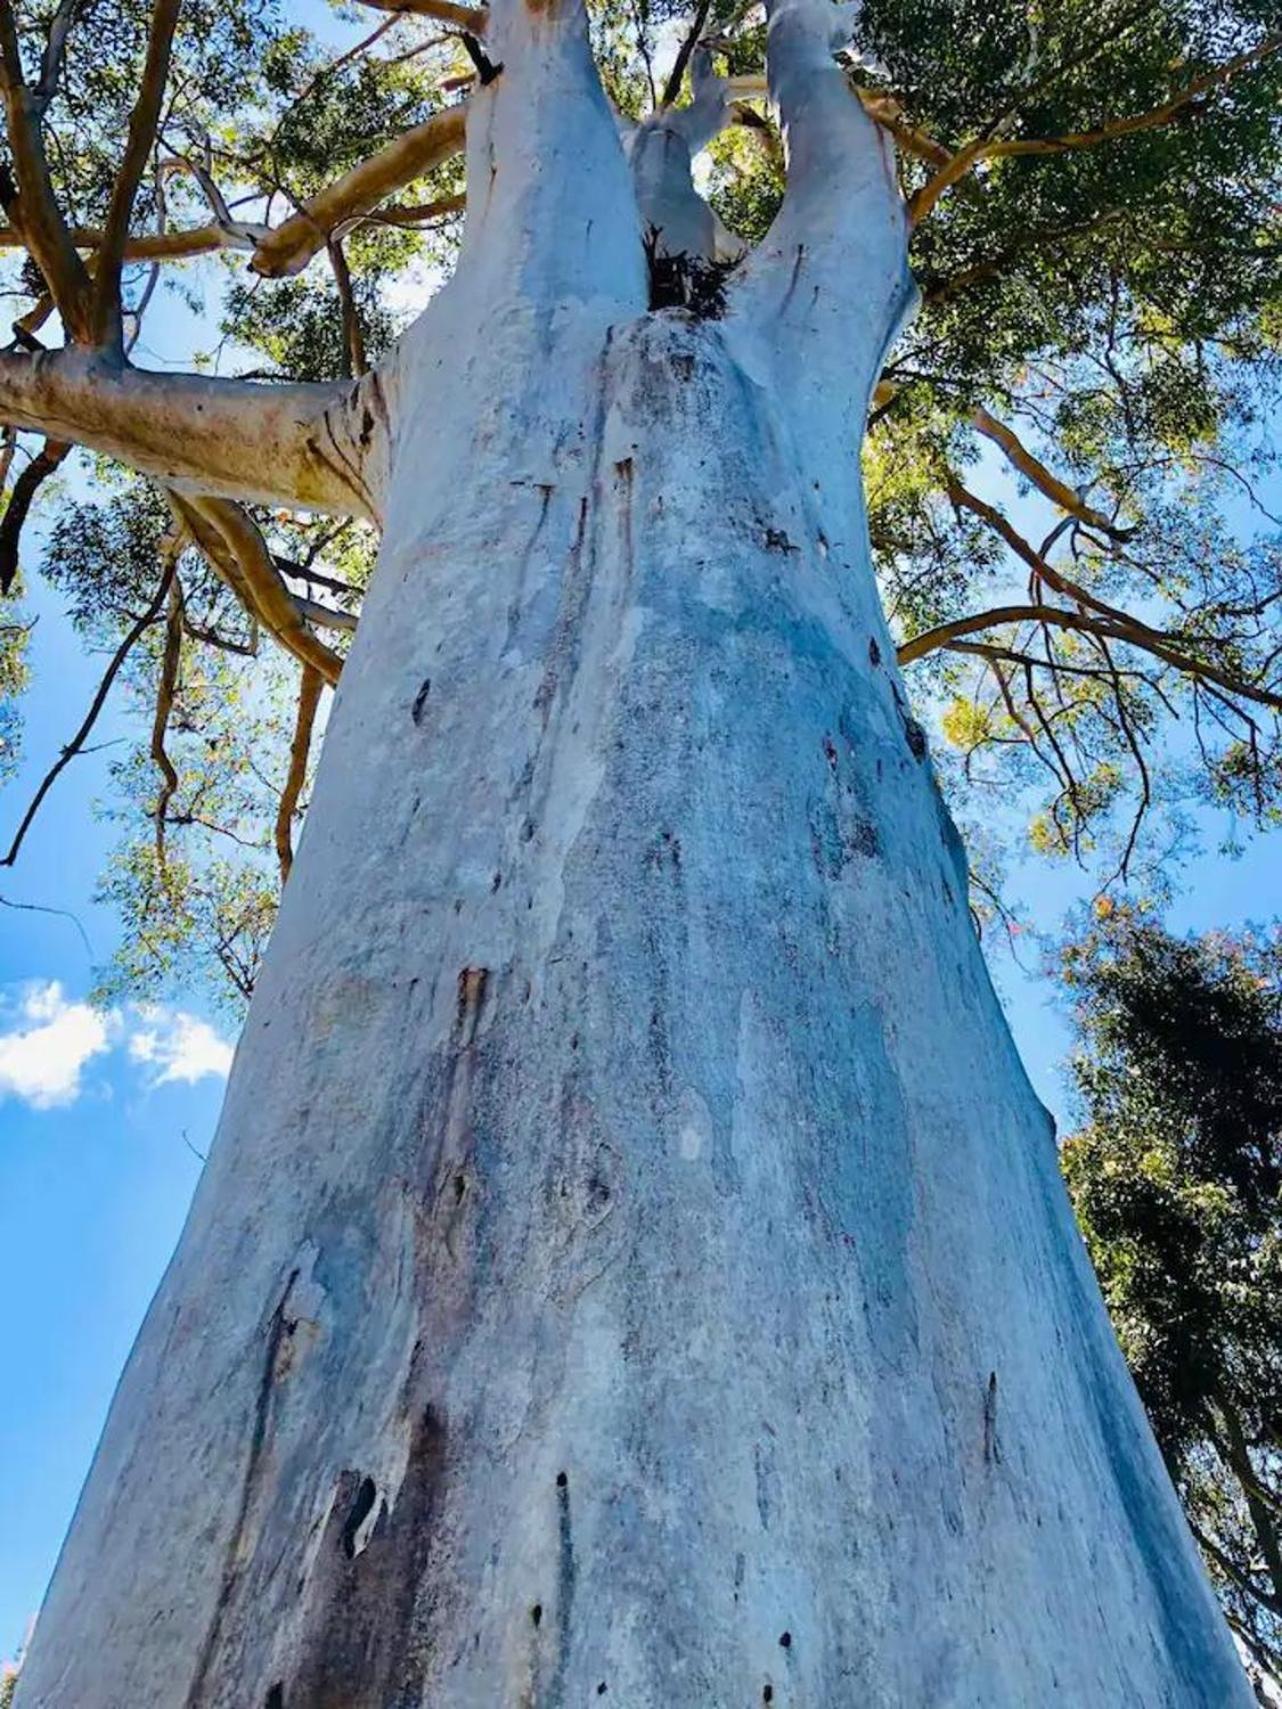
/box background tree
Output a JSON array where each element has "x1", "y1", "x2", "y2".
[
  {"x1": 0, "y1": 0, "x2": 1276, "y2": 1700},
  {"x1": 1063, "y1": 911, "x2": 1282, "y2": 1693}
]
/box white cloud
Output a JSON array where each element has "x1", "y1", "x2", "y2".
[
  {"x1": 0, "y1": 980, "x2": 115, "y2": 1109},
  {"x1": 0, "y1": 981, "x2": 234, "y2": 1111},
  {"x1": 127, "y1": 1007, "x2": 233, "y2": 1086}
]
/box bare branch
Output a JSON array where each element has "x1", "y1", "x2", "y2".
[
  {"x1": 660, "y1": 0, "x2": 712, "y2": 108},
  {"x1": 0, "y1": 219, "x2": 266, "y2": 260},
  {"x1": 971, "y1": 407, "x2": 1133, "y2": 540},
  {"x1": 327, "y1": 239, "x2": 369, "y2": 378},
  {"x1": 899, "y1": 599, "x2": 1282, "y2": 710},
  {"x1": 150, "y1": 577, "x2": 184, "y2": 870},
  {"x1": 368, "y1": 191, "x2": 466, "y2": 227},
  {"x1": 275, "y1": 665, "x2": 323, "y2": 883},
  {"x1": 251, "y1": 100, "x2": 468, "y2": 277},
  {"x1": 857, "y1": 89, "x2": 952, "y2": 167},
  {"x1": 34, "y1": 0, "x2": 82, "y2": 109},
  {"x1": 293, "y1": 594, "x2": 358, "y2": 633}
]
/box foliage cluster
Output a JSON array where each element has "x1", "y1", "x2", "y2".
[{"x1": 1063, "y1": 911, "x2": 1282, "y2": 1685}]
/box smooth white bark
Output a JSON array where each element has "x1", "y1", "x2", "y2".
[
  {"x1": 12, "y1": 3, "x2": 1251, "y2": 1703},
  {"x1": 627, "y1": 48, "x2": 744, "y2": 262}
]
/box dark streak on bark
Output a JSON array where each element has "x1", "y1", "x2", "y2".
[
  {"x1": 284, "y1": 1402, "x2": 449, "y2": 1709},
  {"x1": 776, "y1": 243, "x2": 806, "y2": 322},
  {"x1": 545, "y1": 1470, "x2": 577, "y2": 1708},
  {"x1": 321, "y1": 410, "x2": 376, "y2": 516},
  {"x1": 184, "y1": 1268, "x2": 301, "y2": 1708},
  {"x1": 984, "y1": 1371, "x2": 1001, "y2": 1465}
]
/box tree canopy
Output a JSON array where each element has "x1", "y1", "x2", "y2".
[
  {"x1": 1062, "y1": 910, "x2": 1282, "y2": 1689},
  {"x1": 0, "y1": 0, "x2": 1279, "y2": 1005}
]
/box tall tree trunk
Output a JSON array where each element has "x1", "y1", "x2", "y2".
[{"x1": 15, "y1": 1, "x2": 1250, "y2": 1703}]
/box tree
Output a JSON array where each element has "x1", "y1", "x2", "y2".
[
  {"x1": 0, "y1": 0, "x2": 1275, "y2": 1699},
  {"x1": 1062, "y1": 912, "x2": 1282, "y2": 1696}
]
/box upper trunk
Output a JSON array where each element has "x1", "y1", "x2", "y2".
[
  {"x1": 16, "y1": 299, "x2": 1249, "y2": 1709},
  {"x1": 13, "y1": 2, "x2": 1250, "y2": 1703}
]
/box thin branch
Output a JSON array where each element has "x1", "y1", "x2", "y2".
[
  {"x1": 857, "y1": 89, "x2": 952, "y2": 167},
  {"x1": 327, "y1": 238, "x2": 368, "y2": 378},
  {"x1": 946, "y1": 476, "x2": 1143, "y2": 632},
  {"x1": 275, "y1": 665, "x2": 323, "y2": 883},
  {"x1": 150, "y1": 577, "x2": 184, "y2": 870},
  {"x1": 0, "y1": 219, "x2": 267, "y2": 260},
  {"x1": 0, "y1": 887, "x2": 92, "y2": 955},
  {"x1": 2, "y1": 553, "x2": 178, "y2": 866},
  {"x1": 292, "y1": 594, "x2": 357, "y2": 632},
  {"x1": 900, "y1": 597, "x2": 1282, "y2": 710},
  {"x1": 35, "y1": 0, "x2": 82, "y2": 109},
  {"x1": 989, "y1": 34, "x2": 1281, "y2": 158},
  {"x1": 275, "y1": 554, "x2": 361, "y2": 599},
  {"x1": 909, "y1": 34, "x2": 1281, "y2": 223},
  {"x1": 660, "y1": 0, "x2": 712, "y2": 108},
  {"x1": 972, "y1": 407, "x2": 1133, "y2": 540},
  {"x1": 366, "y1": 190, "x2": 466, "y2": 227}
]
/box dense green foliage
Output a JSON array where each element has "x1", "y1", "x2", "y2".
[
  {"x1": 1062, "y1": 912, "x2": 1282, "y2": 1685},
  {"x1": 0, "y1": 0, "x2": 1279, "y2": 1005}
]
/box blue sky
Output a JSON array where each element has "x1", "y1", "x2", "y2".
[{"x1": 2, "y1": 4, "x2": 1281, "y2": 1671}]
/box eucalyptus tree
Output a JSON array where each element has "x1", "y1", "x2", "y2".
[{"x1": 1, "y1": 0, "x2": 1278, "y2": 1700}]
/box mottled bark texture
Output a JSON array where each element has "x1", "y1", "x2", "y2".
[{"x1": 14, "y1": 0, "x2": 1251, "y2": 1703}]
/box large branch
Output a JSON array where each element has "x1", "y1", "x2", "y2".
[
  {"x1": 91, "y1": 0, "x2": 180, "y2": 346},
  {"x1": 172, "y1": 495, "x2": 344, "y2": 685},
  {"x1": 0, "y1": 1, "x2": 93, "y2": 335},
  {"x1": 729, "y1": 0, "x2": 913, "y2": 422},
  {"x1": 357, "y1": 0, "x2": 488, "y2": 29},
  {"x1": 0, "y1": 348, "x2": 386, "y2": 520},
  {"x1": 251, "y1": 101, "x2": 468, "y2": 277}
]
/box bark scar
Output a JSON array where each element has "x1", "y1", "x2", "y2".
[{"x1": 983, "y1": 1370, "x2": 1001, "y2": 1465}]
